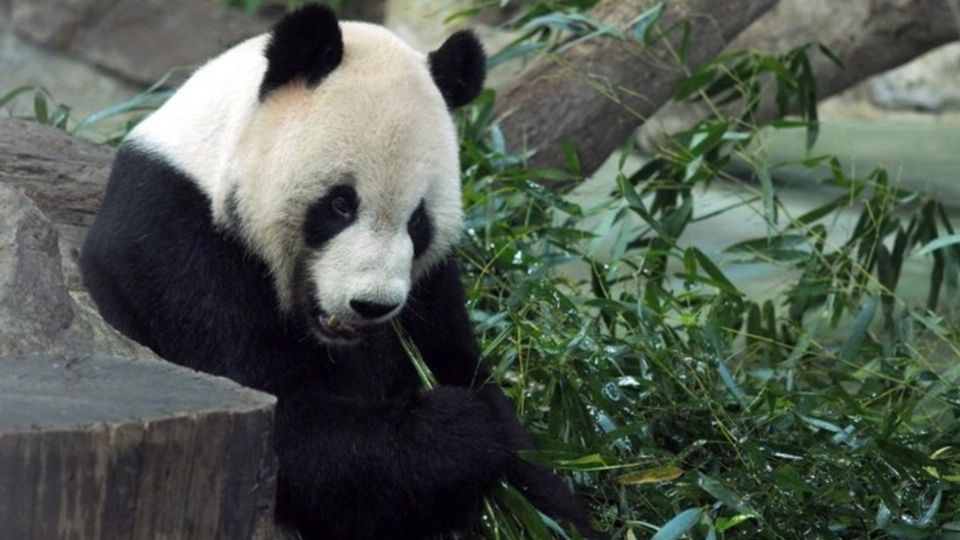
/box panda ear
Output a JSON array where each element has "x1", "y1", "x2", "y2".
[
  {"x1": 259, "y1": 4, "x2": 344, "y2": 101},
  {"x1": 428, "y1": 31, "x2": 486, "y2": 109}
]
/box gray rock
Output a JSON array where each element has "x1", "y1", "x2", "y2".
[
  {"x1": 8, "y1": 0, "x2": 115, "y2": 50},
  {"x1": 259, "y1": 0, "x2": 386, "y2": 21},
  {"x1": 0, "y1": 118, "x2": 115, "y2": 286},
  {"x1": 0, "y1": 26, "x2": 140, "y2": 126},
  {"x1": 8, "y1": 0, "x2": 269, "y2": 86},
  {"x1": 870, "y1": 42, "x2": 960, "y2": 112},
  {"x1": 0, "y1": 183, "x2": 142, "y2": 357},
  {"x1": 0, "y1": 119, "x2": 113, "y2": 229}
]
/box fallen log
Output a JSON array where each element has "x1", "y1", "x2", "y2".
[
  {"x1": 639, "y1": 0, "x2": 960, "y2": 149},
  {"x1": 739, "y1": 0, "x2": 960, "y2": 118},
  {"x1": 493, "y1": 0, "x2": 779, "y2": 182}
]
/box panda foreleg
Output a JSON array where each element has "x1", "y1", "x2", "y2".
[
  {"x1": 506, "y1": 457, "x2": 604, "y2": 539},
  {"x1": 400, "y1": 257, "x2": 483, "y2": 387},
  {"x1": 271, "y1": 382, "x2": 523, "y2": 539},
  {"x1": 461, "y1": 382, "x2": 603, "y2": 539}
]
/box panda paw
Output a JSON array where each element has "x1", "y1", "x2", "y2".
[
  {"x1": 507, "y1": 458, "x2": 608, "y2": 540},
  {"x1": 411, "y1": 385, "x2": 519, "y2": 467}
]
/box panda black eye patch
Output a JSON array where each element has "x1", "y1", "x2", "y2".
[
  {"x1": 408, "y1": 200, "x2": 433, "y2": 259},
  {"x1": 304, "y1": 184, "x2": 358, "y2": 248}
]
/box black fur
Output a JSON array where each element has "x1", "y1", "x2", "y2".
[
  {"x1": 428, "y1": 30, "x2": 486, "y2": 108},
  {"x1": 80, "y1": 145, "x2": 597, "y2": 539},
  {"x1": 409, "y1": 200, "x2": 433, "y2": 259},
  {"x1": 304, "y1": 183, "x2": 358, "y2": 248},
  {"x1": 260, "y1": 4, "x2": 343, "y2": 101}
]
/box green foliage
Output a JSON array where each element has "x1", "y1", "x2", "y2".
[
  {"x1": 0, "y1": 86, "x2": 72, "y2": 130},
  {"x1": 450, "y1": 12, "x2": 959, "y2": 540},
  {"x1": 0, "y1": 76, "x2": 174, "y2": 145}
]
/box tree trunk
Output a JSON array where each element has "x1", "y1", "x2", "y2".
[
  {"x1": 639, "y1": 0, "x2": 960, "y2": 149},
  {"x1": 742, "y1": 0, "x2": 959, "y2": 115},
  {"x1": 0, "y1": 354, "x2": 278, "y2": 540},
  {"x1": 493, "y1": 0, "x2": 779, "y2": 184}
]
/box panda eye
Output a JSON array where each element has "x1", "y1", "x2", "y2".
[
  {"x1": 408, "y1": 210, "x2": 422, "y2": 227},
  {"x1": 304, "y1": 185, "x2": 359, "y2": 248},
  {"x1": 331, "y1": 196, "x2": 353, "y2": 219},
  {"x1": 408, "y1": 201, "x2": 432, "y2": 259}
]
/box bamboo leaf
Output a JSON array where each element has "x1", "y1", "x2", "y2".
[
  {"x1": 757, "y1": 167, "x2": 776, "y2": 232},
  {"x1": 917, "y1": 234, "x2": 960, "y2": 256},
  {"x1": 838, "y1": 296, "x2": 879, "y2": 362},
  {"x1": 560, "y1": 140, "x2": 581, "y2": 177},
  {"x1": 652, "y1": 508, "x2": 702, "y2": 540},
  {"x1": 630, "y1": 2, "x2": 665, "y2": 42},
  {"x1": 697, "y1": 473, "x2": 758, "y2": 516},
  {"x1": 617, "y1": 466, "x2": 684, "y2": 485},
  {"x1": 33, "y1": 91, "x2": 48, "y2": 124},
  {"x1": 0, "y1": 85, "x2": 37, "y2": 111}
]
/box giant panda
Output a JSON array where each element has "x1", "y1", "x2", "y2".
[{"x1": 80, "y1": 5, "x2": 596, "y2": 539}]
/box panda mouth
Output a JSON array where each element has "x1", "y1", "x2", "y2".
[{"x1": 308, "y1": 305, "x2": 363, "y2": 345}]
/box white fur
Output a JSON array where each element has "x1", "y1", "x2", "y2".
[{"x1": 130, "y1": 22, "x2": 464, "y2": 322}]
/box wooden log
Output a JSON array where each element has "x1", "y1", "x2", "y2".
[
  {"x1": 638, "y1": 0, "x2": 960, "y2": 148},
  {"x1": 0, "y1": 354, "x2": 277, "y2": 540},
  {"x1": 736, "y1": 0, "x2": 960, "y2": 119}
]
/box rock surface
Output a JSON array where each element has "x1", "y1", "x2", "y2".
[
  {"x1": 871, "y1": 42, "x2": 960, "y2": 111},
  {"x1": 0, "y1": 119, "x2": 112, "y2": 230},
  {"x1": 6, "y1": 0, "x2": 269, "y2": 85},
  {"x1": 0, "y1": 118, "x2": 115, "y2": 288},
  {"x1": 0, "y1": 183, "x2": 132, "y2": 356},
  {"x1": 0, "y1": 28, "x2": 140, "y2": 122}
]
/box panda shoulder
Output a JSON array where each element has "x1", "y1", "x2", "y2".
[{"x1": 127, "y1": 35, "x2": 270, "y2": 203}]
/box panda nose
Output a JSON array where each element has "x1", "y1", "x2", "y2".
[{"x1": 349, "y1": 299, "x2": 400, "y2": 320}]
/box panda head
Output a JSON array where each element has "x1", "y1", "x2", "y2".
[{"x1": 222, "y1": 5, "x2": 484, "y2": 345}]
